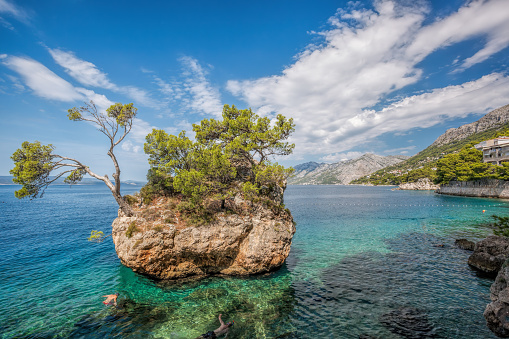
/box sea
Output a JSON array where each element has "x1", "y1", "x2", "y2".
[{"x1": 0, "y1": 184, "x2": 506, "y2": 338}]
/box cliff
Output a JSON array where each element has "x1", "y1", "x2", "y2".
[
  {"x1": 431, "y1": 104, "x2": 509, "y2": 148},
  {"x1": 111, "y1": 191, "x2": 295, "y2": 280},
  {"x1": 289, "y1": 153, "x2": 408, "y2": 185}
]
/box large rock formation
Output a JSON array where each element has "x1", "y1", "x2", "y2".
[
  {"x1": 468, "y1": 236, "x2": 509, "y2": 275},
  {"x1": 289, "y1": 153, "x2": 408, "y2": 185},
  {"x1": 485, "y1": 259, "x2": 509, "y2": 337},
  {"x1": 398, "y1": 178, "x2": 439, "y2": 191},
  {"x1": 431, "y1": 104, "x2": 509, "y2": 148},
  {"x1": 111, "y1": 193, "x2": 295, "y2": 280}
]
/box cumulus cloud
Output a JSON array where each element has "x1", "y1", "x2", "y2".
[{"x1": 227, "y1": 0, "x2": 509, "y2": 156}]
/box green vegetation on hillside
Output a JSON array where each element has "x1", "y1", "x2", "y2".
[
  {"x1": 140, "y1": 104, "x2": 295, "y2": 224},
  {"x1": 352, "y1": 123, "x2": 509, "y2": 185}
]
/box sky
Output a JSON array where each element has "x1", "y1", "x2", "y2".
[{"x1": 1, "y1": 0, "x2": 509, "y2": 181}]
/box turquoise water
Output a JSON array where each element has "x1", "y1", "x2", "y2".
[{"x1": 0, "y1": 184, "x2": 506, "y2": 338}]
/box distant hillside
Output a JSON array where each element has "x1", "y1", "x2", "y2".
[
  {"x1": 289, "y1": 153, "x2": 409, "y2": 185},
  {"x1": 353, "y1": 104, "x2": 509, "y2": 185},
  {"x1": 0, "y1": 176, "x2": 146, "y2": 186}
]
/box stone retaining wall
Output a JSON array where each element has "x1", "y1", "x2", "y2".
[{"x1": 437, "y1": 179, "x2": 509, "y2": 198}]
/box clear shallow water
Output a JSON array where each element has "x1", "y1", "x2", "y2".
[{"x1": 0, "y1": 184, "x2": 507, "y2": 338}]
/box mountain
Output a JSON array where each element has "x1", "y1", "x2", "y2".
[
  {"x1": 431, "y1": 104, "x2": 509, "y2": 148},
  {"x1": 353, "y1": 103, "x2": 509, "y2": 185},
  {"x1": 289, "y1": 153, "x2": 409, "y2": 185}
]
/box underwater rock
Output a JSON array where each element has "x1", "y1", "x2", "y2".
[
  {"x1": 485, "y1": 259, "x2": 509, "y2": 338},
  {"x1": 112, "y1": 192, "x2": 295, "y2": 280},
  {"x1": 379, "y1": 307, "x2": 437, "y2": 339},
  {"x1": 455, "y1": 239, "x2": 475, "y2": 251},
  {"x1": 468, "y1": 236, "x2": 509, "y2": 275}
]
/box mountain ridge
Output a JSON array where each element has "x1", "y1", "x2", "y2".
[{"x1": 289, "y1": 153, "x2": 409, "y2": 185}]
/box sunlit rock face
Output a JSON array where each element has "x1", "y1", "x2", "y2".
[
  {"x1": 468, "y1": 236, "x2": 509, "y2": 275},
  {"x1": 111, "y1": 190, "x2": 295, "y2": 280},
  {"x1": 485, "y1": 259, "x2": 509, "y2": 338}
]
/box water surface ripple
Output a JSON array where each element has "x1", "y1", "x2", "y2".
[{"x1": 0, "y1": 185, "x2": 504, "y2": 338}]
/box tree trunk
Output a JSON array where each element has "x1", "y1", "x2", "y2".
[
  {"x1": 221, "y1": 199, "x2": 225, "y2": 210},
  {"x1": 113, "y1": 191, "x2": 134, "y2": 217}
]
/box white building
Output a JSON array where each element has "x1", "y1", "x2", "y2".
[{"x1": 474, "y1": 137, "x2": 509, "y2": 165}]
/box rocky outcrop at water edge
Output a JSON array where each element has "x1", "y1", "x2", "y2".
[
  {"x1": 398, "y1": 178, "x2": 439, "y2": 191},
  {"x1": 468, "y1": 236, "x2": 509, "y2": 275},
  {"x1": 111, "y1": 193, "x2": 295, "y2": 280},
  {"x1": 485, "y1": 259, "x2": 509, "y2": 337},
  {"x1": 455, "y1": 238, "x2": 475, "y2": 251}
]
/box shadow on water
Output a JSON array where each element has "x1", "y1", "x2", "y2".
[{"x1": 286, "y1": 232, "x2": 495, "y2": 339}]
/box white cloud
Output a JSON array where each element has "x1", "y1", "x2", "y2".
[
  {"x1": 48, "y1": 48, "x2": 162, "y2": 109},
  {"x1": 48, "y1": 49, "x2": 116, "y2": 89},
  {"x1": 320, "y1": 151, "x2": 364, "y2": 163},
  {"x1": 2, "y1": 56, "x2": 84, "y2": 102},
  {"x1": 179, "y1": 56, "x2": 223, "y2": 117},
  {"x1": 228, "y1": 0, "x2": 509, "y2": 156},
  {"x1": 130, "y1": 117, "x2": 155, "y2": 144},
  {"x1": 121, "y1": 140, "x2": 142, "y2": 153},
  {"x1": 383, "y1": 146, "x2": 416, "y2": 154},
  {"x1": 407, "y1": 0, "x2": 509, "y2": 71},
  {"x1": 0, "y1": 0, "x2": 29, "y2": 22},
  {"x1": 1, "y1": 55, "x2": 117, "y2": 111}
]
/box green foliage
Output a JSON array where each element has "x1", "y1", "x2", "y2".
[
  {"x1": 10, "y1": 141, "x2": 56, "y2": 198},
  {"x1": 143, "y1": 104, "x2": 295, "y2": 224},
  {"x1": 12, "y1": 102, "x2": 138, "y2": 219},
  {"x1": 126, "y1": 221, "x2": 139, "y2": 238},
  {"x1": 491, "y1": 215, "x2": 509, "y2": 237},
  {"x1": 140, "y1": 168, "x2": 174, "y2": 205},
  {"x1": 435, "y1": 147, "x2": 498, "y2": 184},
  {"x1": 354, "y1": 122, "x2": 509, "y2": 185},
  {"x1": 106, "y1": 103, "x2": 137, "y2": 127},
  {"x1": 88, "y1": 230, "x2": 105, "y2": 242},
  {"x1": 64, "y1": 169, "x2": 86, "y2": 185},
  {"x1": 124, "y1": 195, "x2": 138, "y2": 206}
]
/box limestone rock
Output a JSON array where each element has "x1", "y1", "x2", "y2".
[
  {"x1": 111, "y1": 195, "x2": 295, "y2": 280},
  {"x1": 455, "y1": 238, "x2": 476, "y2": 251},
  {"x1": 289, "y1": 153, "x2": 409, "y2": 185},
  {"x1": 468, "y1": 236, "x2": 509, "y2": 275},
  {"x1": 485, "y1": 259, "x2": 509, "y2": 337},
  {"x1": 431, "y1": 104, "x2": 509, "y2": 148},
  {"x1": 398, "y1": 178, "x2": 439, "y2": 191}
]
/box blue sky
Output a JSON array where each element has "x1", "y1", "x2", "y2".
[{"x1": 1, "y1": 0, "x2": 509, "y2": 181}]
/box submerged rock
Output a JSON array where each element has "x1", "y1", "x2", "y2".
[
  {"x1": 455, "y1": 239, "x2": 475, "y2": 251},
  {"x1": 468, "y1": 236, "x2": 509, "y2": 275},
  {"x1": 379, "y1": 307, "x2": 437, "y2": 339},
  {"x1": 112, "y1": 193, "x2": 295, "y2": 280},
  {"x1": 485, "y1": 259, "x2": 509, "y2": 338}
]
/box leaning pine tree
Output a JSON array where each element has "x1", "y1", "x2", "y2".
[{"x1": 10, "y1": 101, "x2": 137, "y2": 217}]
